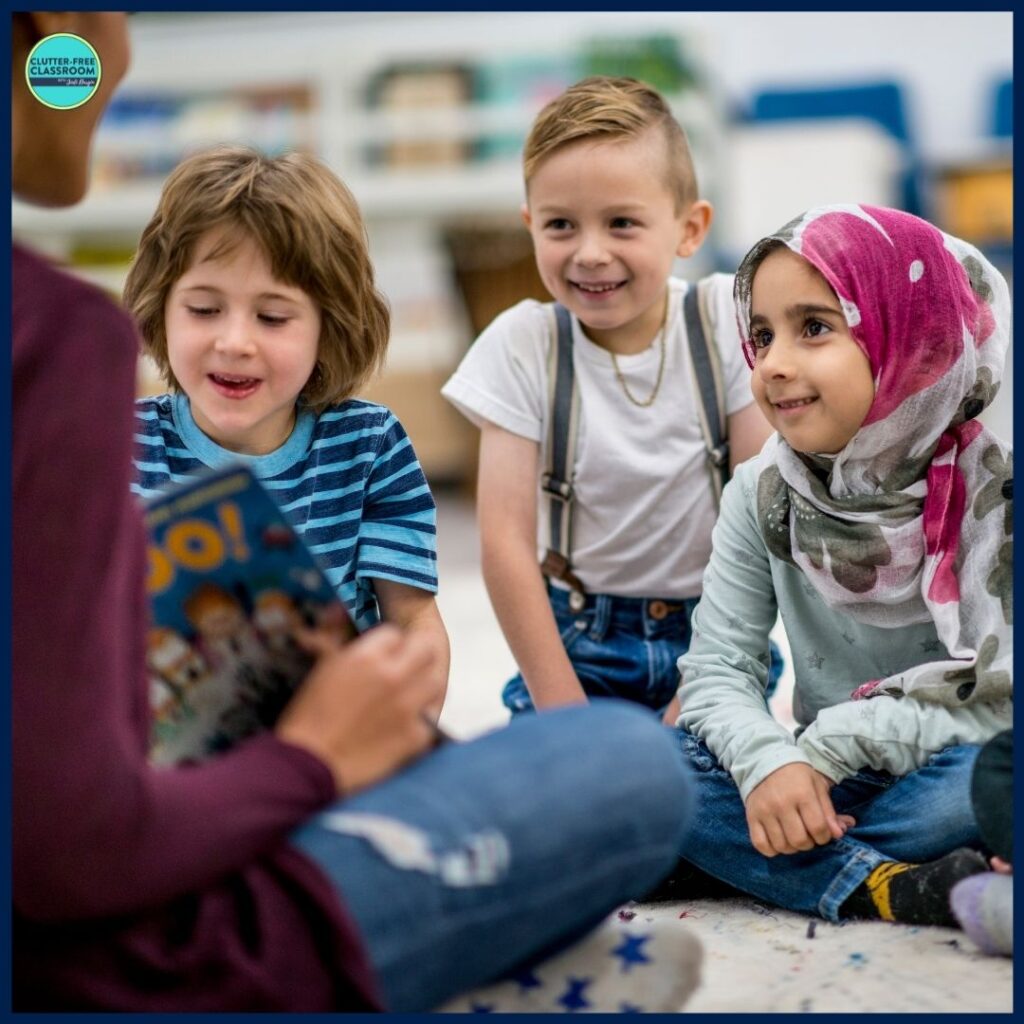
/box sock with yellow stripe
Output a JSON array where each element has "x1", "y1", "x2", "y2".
[{"x1": 839, "y1": 848, "x2": 989, "y2": 927}]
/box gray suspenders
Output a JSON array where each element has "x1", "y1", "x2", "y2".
[
  {"x1": 539, "y1": 280, "x2": 729, "y2": 611},
  {"x1": 682, "y1": 279, "x2": 731, "y2": 506},
  {"x1": 539, "y1": 303, "x2": 585, "y2": 608}
]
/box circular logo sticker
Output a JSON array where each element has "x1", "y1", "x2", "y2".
[{"x1": 25, "y1": 33, "x2": 102, "y2": 110}]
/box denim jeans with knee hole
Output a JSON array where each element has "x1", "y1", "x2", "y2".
[
  {"x1": 503, "y1": 585, "x2": 782, "y2": 716},
  {"x1": 289, "y1": 702, "x2": 695, "y2": 1012},
  {"x1": 674, "y1": 731, "x2": 981, "y2": 922}
]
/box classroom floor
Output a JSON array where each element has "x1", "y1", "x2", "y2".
[{"x1": 432, "y1": 493, "x2": 1013, "y2": 1014}]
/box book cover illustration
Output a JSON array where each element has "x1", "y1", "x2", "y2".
[{"x1": 144, "y1": 465, "x2": 355, "y2": 766}]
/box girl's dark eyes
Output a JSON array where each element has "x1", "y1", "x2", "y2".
[
  {"x1": 610, "y1": 217, "x2": 637, "y2": 229},
  {"x1": 544, "y1": 218, "x2": 572, "y2": 231},
  {"x1": 750, "y1": 319, "x2": 831, "y2": 349}
]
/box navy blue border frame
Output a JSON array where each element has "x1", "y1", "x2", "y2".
[{"x1": 4, "y1": 6, "x2": 1018, "y2": 1022}]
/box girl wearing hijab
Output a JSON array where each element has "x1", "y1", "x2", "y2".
[{"x1": 667, "y1": 203, "x2": 1012, "y2": 928}]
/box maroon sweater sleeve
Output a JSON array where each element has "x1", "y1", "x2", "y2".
[
  {"x1": 12, "y1": 248, "x2": 379, "y2": 1010},
  {"x1": 12, "y1": 247, "x2": 338, "y2": 918}
]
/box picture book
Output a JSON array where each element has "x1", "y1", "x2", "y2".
[{"x1": 143, "y1": 464, "x2": 356, "y2": 766}]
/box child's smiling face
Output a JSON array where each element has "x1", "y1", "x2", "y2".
[
  {"x1": 523, "y1": 129, "x2": 707, "y2": 354},
  {"x1": 165, "y1": 228, "x2": 321, "y2": 455},
  {"x1": 749, "y1": 247, "x2": 875, "y2": 455}
]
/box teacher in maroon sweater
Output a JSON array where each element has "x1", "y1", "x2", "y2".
[{"x1": 12, "y1": 11, "x2": 697, "y2": 1012}]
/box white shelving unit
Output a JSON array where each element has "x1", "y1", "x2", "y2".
[
  {"x1": 12, "y1": 98, "x2": 716, "y2": 231},
  {"x1": 13, "y1": 12, "x2": 722, "y2": 236}
]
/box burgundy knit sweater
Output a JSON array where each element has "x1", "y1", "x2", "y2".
[{"x1": 12, "y1": 244, "x2": 381, "y2": 1011}]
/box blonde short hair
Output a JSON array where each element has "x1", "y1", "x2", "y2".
[
  {"x1": 523, "y1": 76, "x2": 698, "y2": 211},
  {"x1": 124, "y1": 146, "x2": 389, "y2": 412}
]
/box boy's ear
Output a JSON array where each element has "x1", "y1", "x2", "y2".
[
  {"x1": 676, "y1": 200, "x2": 714, "y2": 259},
  {"x1": 520, "y1": 202, "x2": 532, "y2": 231}
]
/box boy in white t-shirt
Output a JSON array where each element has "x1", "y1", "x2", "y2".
[{"x1": 442, "y1": 76, "x2": 774, "y2": 717}]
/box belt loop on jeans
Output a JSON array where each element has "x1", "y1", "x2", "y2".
[{"x1": 590, "y1": 593, "x2": 612, "y2": 641}]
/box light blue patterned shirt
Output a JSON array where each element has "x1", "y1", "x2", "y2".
[{"x1": 676, "y1": 457, "x2": 1010, "y2": 801}]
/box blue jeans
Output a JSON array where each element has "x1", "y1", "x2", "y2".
[
  {"x1": 675, "y1": 731, "x2": 981, "y2": 922},
  {"x1": 290, "y1": 703, "x2": 694, "y2": 1012},
  {"x1": 503, "y1": 587, "x2": 699, "y2": 715},
  {"x1": 503, "y1": 586, "x2": 782, "y2": 715}
]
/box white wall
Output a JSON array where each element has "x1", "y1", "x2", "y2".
[{"x1": 692, "y1": 11, "x2": 1012, "y2": 161}]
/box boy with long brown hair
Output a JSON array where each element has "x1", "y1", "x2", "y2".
[{"x1": 127, "y1": 146, "x2": 449, "y2": 703}]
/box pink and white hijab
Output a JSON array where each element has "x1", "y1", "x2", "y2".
[{"x1": 734, "y1": 204, "x2": 1012, "y2": 708}]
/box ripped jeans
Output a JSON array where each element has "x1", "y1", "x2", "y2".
[{"x1": 290, "y1": 702, "x2": 694, "y2": 1012}]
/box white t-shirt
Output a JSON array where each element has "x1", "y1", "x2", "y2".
[{"x1": 441, "y1": 274, "x2": 754, "y2": 598}]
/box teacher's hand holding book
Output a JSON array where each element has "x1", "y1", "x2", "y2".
[{"x1": 277, "y1": 624, "x2": 444, "y2": 794}]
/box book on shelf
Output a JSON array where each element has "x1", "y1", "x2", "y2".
[{"x1": 364, "y1": 62, "x2": 474, "y2": 168}]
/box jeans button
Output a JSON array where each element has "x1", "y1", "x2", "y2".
[
  {"x1": 569, "y1": 590, "x2": 586, "y2": 612},
  {"x1": 648, "y1": 600, "x2": 668, "y2": 620}
]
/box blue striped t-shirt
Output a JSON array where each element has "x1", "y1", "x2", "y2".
[{"x1": 133, "y1": 393, "x2": 438, "y2": 630}]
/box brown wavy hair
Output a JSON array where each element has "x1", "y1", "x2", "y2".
[
  {"x1": 123, "y1": 146, "x2": 390, "y2": 411},
  {"x1": 522, "y1": 76, "x2": 698, "y2": 211}
]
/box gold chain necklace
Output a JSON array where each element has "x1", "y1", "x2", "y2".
[{"x1": 609, "y1": 304, "x2": 669, "y2": 408}]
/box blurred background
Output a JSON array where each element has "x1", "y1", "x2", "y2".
[
  {"x1": 12, "y1": 11, "x2": 1013, "y2": 731},
  {"x1": 12, "y1": 11, "x2": 1013, "y2": 470}
]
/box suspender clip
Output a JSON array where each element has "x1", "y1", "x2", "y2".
[
  {"x1": 540, "y1": 473, "x2": 574, "y2": 500},
  {"x1": 709, "y1": 443, "x2": 730, "y2": 469}
]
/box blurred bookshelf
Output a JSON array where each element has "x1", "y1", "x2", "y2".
[
  {"x1": 12, "y1": 17, "x2": 720, "y2": 481},
  {"x1": 932, "y1": 151, "x2": 1013, "y2": 263}
]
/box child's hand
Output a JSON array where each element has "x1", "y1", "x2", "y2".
[
  {"x1": 275, "y1": 624, "x2": 442, "y2": 795},
  {"x1": 293, "y1": 602, "x2": 356, "y2": 652},
  {"x1": 744, "y1": 763, "x2": 848, "y2": 857}
]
